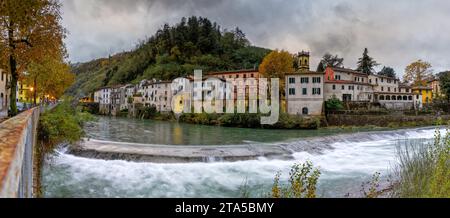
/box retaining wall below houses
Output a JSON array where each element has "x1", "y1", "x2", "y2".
[{"x1": 0, "y1": 108, "x2": 40, "y2": 198}]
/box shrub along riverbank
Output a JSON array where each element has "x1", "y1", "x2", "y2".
[{"x1": 35, "y1": 100, "x2": 94, "y2": 197}]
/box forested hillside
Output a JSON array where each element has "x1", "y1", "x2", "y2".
[{"x1": 67, "y1": 16, "x2": 271, "y2": 97}]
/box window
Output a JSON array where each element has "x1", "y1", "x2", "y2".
[
  {"x1": 409, "y1": 96, "x2": 413, "y2": 100},
  {"x1": 380, "y1": 95, "x2": 385, "y2": 100},
  {"x1": 381, "y1": 87, "x2": 384, "y2": 91},
  {"x1": 289, "y1": 77, "x2": 296, "y2": 84},
  {"x1": 341, "y1": 85, "x2": 345, "y2": 90},
  {"x1": 1, "y1": 72, "x2": 3, "y2": 81},
  {"x1": 388, "y1": 87, "x2": 391, "y2": 92},
  {"x1": 251, "y1": 74, "x2": 254, "y2": 77},
  {"x1": 288, "y1": 88, "x2": 296, "y2": 95},
  {"x1": 302, "y1": 107, "x2": 308, "y2": 115},
  {"x1": 381, "y1": 78, "x2": 384, "y2": 83},
  {"x1": 236, "y1": 75, "x2": 239, "y2": 78},
  {"x1": 348, "y1": 85, "x2": 354, "y2": 90},
  {"x1": 312, "y1": 77, "x2": 321, "y2": 83},
  {"x1": 301, "y1": 77, "x2": 309, "y2": 83},
  {"x1": 332, "y1": 85, "x2": 336, "y2": 90},
  {"x1": 302, "y1": 88, "x2": 307, "y2": 95},
  {"x1": 312, "y1": 88, "x2": 321, "y2": 95},
  {"x1": 335, "y1": 75, "x2": 341, "y2": 80}
]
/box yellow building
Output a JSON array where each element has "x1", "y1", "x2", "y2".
[
  {"x1": 18, "y1": 82, "x2": 40, "y2": 104},
  {"x1": 412, "y1": 86, "x2": 433, "y2": 105}
]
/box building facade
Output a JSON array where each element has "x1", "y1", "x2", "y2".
[
  {"x1": 0, "y1": 69, "x2": 11, "y2": 118},
  {"x1": 285, "y1": 71, "x2": 324, "y2": 116}
]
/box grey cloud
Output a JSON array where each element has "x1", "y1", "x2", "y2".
[{"x1": 62, "y1": 0, "x2": 450, "y2": 76}]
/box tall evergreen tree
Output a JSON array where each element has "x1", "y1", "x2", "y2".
[{"x1": 356, "y1": 48, "x2": 379, "y2": 74}]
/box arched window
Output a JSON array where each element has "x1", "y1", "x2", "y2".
[
  {"x1": 397, "y1": 96, "x2": 402, "y2": 100},
  {"x1": 379, "y1": 95, "x2": 385, "y2": 100},
  {"x1": 386, "y1": 95, "x2": 391, "y2": 100},
  {"x1": 408, "y1": 96, "x2": 412, "y2": 101},
  {"x1": 302, "y1": 107, "x2": 309, "y2": 115},
  {"x1": 392, "y1": 95, "x2": 396, "y2": 100},
  {"x1": 403, "y1": 96, "x2": 407, "y2": 101}
]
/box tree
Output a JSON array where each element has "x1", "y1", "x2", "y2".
[
  {"x1": 356, "y1": 48, "x2": 379, "y2": 74},
  {"x1": 403, "y1": 60, "x2": 433, "y2": 86},
  {"x1": 26, "y1": 54, "x2": 74, "y2": 105},
  {"x1": 316, "y1": 53, "x2": 344, "y2": 72},
  {"x1": 259, "y1": 50, "x2": 294, "y2": 97},
  {"x1": 438, "y1": 71, "x2": 450, "y2": 102},
  {"x1": 325, "y1": 95, "x2": 344, "y2": 111},
  {"x1": 378, "y1": 66, "x2": 396, "y2": 78},
  {"x1": 0, "y1": 0, "x2": 66, "y2": 115}
]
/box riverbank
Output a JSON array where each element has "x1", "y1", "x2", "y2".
[{"x1": 35, "y1": 101, "x2": 94, "y2": 197}]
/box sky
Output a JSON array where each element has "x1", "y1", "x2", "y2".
[{"x1": 61, "y1": 0, "x2": 450, "y2": 77}]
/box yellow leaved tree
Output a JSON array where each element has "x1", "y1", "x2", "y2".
[
  {"x1": 0, "y1": 0, "x2": 67, "y2": 115},
  {"x1": 259, "y1": 50, "x2": 294, "y2": 98}
]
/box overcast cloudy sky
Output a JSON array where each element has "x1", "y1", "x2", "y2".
[{"x1": 61, "y1": 0, "x2": 450, "y2": 76}]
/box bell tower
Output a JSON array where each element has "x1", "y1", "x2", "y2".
[{"x1": 297, "y1": 51, "x2": 310, "y2": 71}]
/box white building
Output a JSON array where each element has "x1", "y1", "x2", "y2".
[{"x1": 285, "y1": 71, "x2": 324, "y2": 116}]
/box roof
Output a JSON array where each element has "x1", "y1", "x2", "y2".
[
  {"x1": 207, "y1": 69, "x2": 258, "y2": 75},
  {"x1": 330, "y1": 67, "x2": 368, "y2": 76},
  {"x1": 325, "y1": 80, "x2": 371, "y2": 85},
  {"x1": 286, "y1": 71, "x2": 325, "y2": 76},
  {"x1": 412, "y1": 86, "x2": 432, "y2": 90}
]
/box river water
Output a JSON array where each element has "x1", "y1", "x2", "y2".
[{"x1": 42, "y1": 116, "x2": 443, "y2": 197}]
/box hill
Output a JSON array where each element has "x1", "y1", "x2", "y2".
[{"x1": 67, "y1": 16, "x2": 271, "y2": 97}]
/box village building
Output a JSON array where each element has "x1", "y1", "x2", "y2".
[
  {"x1": 369, "y1": 75, "x2": 415, "y2": 110},
  {"x1": 110, "y1": 85, "x2": 124, "y2": 116},
  {"x1": 324, "y1": 67, "x2": 373, "y2": 102},
  {"x1": 0, "y1": 69, "x2": 11, "y2": 118},
  {"x1": 285, "y1": 71, "x2": 324, "y2": 116},
  {"x1": 412, "y1": 86, "x2": 433, "y2": 106},
  {"x1": 428, "y1": 78, "x2": 442, "y2": 98},
  {"x1": 120, "y1": 84, "x2": 136, "y2": 110},
  {"x1": 94, "y1": 86, "x2": 112, "y2": 114},
  {"x1": 140, "y1": 79, "x2": 173, "y2": 112}
]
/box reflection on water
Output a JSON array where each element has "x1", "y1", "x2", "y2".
[{"x1": 84, "y1": 116, "x2": 387, "y2": 145}]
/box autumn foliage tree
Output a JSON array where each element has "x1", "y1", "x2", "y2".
[
  {"x1": 403, "y1": 60, "x2": 434, "y2": 86},
  {"x1": 259, "y1": 50, "x2": 294, "y2": 97},
  {"x1": 26, "y1": 54, "x2": 74, "y2": 105},
  {"x1": 0, "y1": 0, "x2": 66, "y2": 115}
]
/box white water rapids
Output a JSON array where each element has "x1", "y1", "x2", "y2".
[{"x1": 42, "y1": 127, "x2": 445, "y2": 198}]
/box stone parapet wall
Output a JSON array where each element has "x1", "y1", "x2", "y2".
[{"x1": 0, "y1": 108, "x2": 39, "y2": 198}]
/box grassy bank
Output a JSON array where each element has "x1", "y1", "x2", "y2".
[
  {"x1": 35, "y1": 100, "x2": 94, "y2": 197},
  {"x1": 392, "y1": 129, "x2": 450, "y2": 197}
]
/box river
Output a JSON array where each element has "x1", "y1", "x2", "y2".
[{"x1": 41, "y1": 116, "x2": 443, "y2": 197}]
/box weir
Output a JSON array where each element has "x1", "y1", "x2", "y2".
[{"x1": 0, "y1": 108, "x2": 40, "y2": 198}]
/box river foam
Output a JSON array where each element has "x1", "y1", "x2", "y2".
[{"x1": 42, "y1": 127, "x2": 444, "y2": 198}]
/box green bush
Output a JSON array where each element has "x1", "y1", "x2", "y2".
[
  {"x1": 271, "y1": 161, "x2": 321, "y2": 198},
  {"x1": 325, "y1": 95, "x2": 344, "y2": 111},
  {"x1": 38, "y1": 100, "x2": 94, "y2": 153}
]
